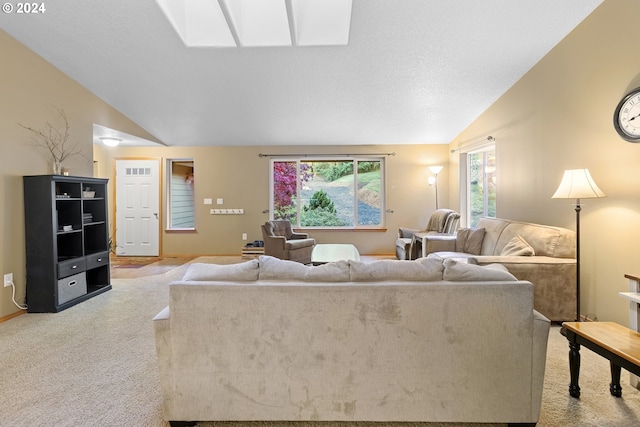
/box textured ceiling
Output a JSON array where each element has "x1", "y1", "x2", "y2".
[{"x1": 0, "y1": 0, "x2": 603, "y2": 147}]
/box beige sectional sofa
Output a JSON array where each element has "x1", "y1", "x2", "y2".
[
  {"x1": 425, "y1": 217, "x2": 577, "y2": 321},
  {"x1": 153, "y1": 256, "x2": 550, "y2": 426}
]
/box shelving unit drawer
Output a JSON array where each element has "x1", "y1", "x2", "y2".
[
  {"x1": 86, "y1": 251, "x2": 109, "y2": 269},
  {"x1": 57, "y1": 272, "x2": 87, "y2": 305},
  {"x1": 58, "y1": 257, "x2": 86, "y2": 279}
]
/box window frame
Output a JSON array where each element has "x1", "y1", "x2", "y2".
[
  {"x1": 459, "y1": 144, "x2": 496, "y2": 228},
  {"x1": 166, "y1": 158, "x2": 196, "y2": 231},
  {"x1": 268, "y1": 156, "x2": 386, "y2": 230}
]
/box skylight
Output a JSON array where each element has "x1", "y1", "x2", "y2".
[{"x1": 155, "y1": 0, "x2": 353, "y2": 47}]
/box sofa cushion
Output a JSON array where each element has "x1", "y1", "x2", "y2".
[
  {"x1": 182, "y1": 260, "x2": 259, "y2": 281},
  {"x1": 456, "y1": 228, "x2": 485, "y2": 255},
  {"x1": 427, "y1": 252, "x2": 478, "y2": 264},
  {"x1": 500, "y1": 235, "x2": 535, "y2": 256},
  {"x1": 259, "y1": 255, "x2": 350, "y2": 281},
  {"x1": 443, "y1": 258, "x2": 517, "y2": 281},
  {"x1": 284, "y1": 238, "x2": 315, "y2": 249},
  {"x1": 349, "y1": 258, "x2": 444, "y2": 281},
  {"x1": 479, "y1": 218, "x2": 575, "y2": 258}
]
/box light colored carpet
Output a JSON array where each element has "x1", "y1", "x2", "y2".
[{"x1": 1, "y1": 258, "x2": 639, "y2": 427}]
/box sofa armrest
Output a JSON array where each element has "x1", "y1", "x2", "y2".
[
  {"x1": 285, "y1": 238, "x2": 315, "y2": 249},
  {"x1": 531, "y1": 310, "x2": 550, "y2": 420},
  {"x1": 398, "y1": 227, "x2": 420, "y2": 238},
  {"x1": 472, "y1": 256, "x2": 576, "y2": 321},
  {"x1": 153, "y1": 306, "x2": 171, "y2": 350},
  {"x1": 290, "y1": 231, "x2": 309, "y2": 239},
  {"x1": 263, "y1": 234, "x2": 287, "y2": 258},
  {"x1": 153, "y1": 306, "x2": 178, "y2": 419},
  {"x1": 419, "y1": 234, "x2": 457, "y2": 254}
]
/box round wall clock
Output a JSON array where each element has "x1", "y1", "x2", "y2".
[{"x1": 613, "y1": 87, "x2": 640, "y2": 142}]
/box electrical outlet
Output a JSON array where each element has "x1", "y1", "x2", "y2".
[{"x1": 4, "y1": 273, "x2": 13, "y2": 287}]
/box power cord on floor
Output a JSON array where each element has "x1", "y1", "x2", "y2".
[{"x1": 9, "y1": 280, "x2": 27, "y2": 310}]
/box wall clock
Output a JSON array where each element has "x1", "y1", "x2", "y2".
[{"x1": 613, "y1": 87, "x2": 640, "y2": 142}]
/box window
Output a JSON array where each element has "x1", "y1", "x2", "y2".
[
  {"x1": 167, "y1": 159, "x2": 195, "y2": 230},
  {"x1": 270, "y1": 157, "x2": 385, "y2": 228},
  {"x1": 466, "y1": 146, "x2": 496, "y2": 227}
]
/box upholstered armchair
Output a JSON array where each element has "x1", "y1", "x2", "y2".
[
  {"x1": 395, "y1": 209, "x2": 460, "y2": 260},
  {"x1": 261, "y1": 220, "x2": 316, "y2": 264}
]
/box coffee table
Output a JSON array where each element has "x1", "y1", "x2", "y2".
[{"x1": 311, "y1": 244, "x2": 360, "y2": 265}]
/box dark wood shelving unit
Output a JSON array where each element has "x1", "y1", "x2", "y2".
[{"x1": 23, "y1": 175, "x2": 111, "y2": 312}]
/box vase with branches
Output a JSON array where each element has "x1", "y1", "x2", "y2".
[{"x1": 19, "y1": 106, "x2": 83, "y2": 175}]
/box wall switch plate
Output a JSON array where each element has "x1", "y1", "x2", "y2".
[
  {"x1": 4, "y1": 273, "x2": 13, "y2": 287},
  {"x1": 242, "y1": 233, "x2": 247, "y2": 240},
  {"x1": 204, "y1": 198, "x2": 212, "y2": 205},
  {"x1": 216, "y1": 198, "x2": 223, "y2": 205}
]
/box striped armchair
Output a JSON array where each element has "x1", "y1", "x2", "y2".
[{"x1": 395, "y1": 209, "x2": 460, "y2": 260}]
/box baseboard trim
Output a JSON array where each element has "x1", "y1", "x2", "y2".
[{"x1": 0, "y1": 309, "x2": 26, "y2": 323}]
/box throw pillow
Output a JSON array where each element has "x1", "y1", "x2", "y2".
[
  {"x1": 182, "y1": 260, "x2": 259, "y2": 281},
  {"x1": 348, "y1": 258, "x2": 444, "y2": 282},
  {"x1": 442, "y1": 258, "x2": 517, "y2": 281},
  {"x1": 456, "y1": 228, "x2": 485, "y2": 255},
  {"x1": 258, "y1": 255, "x2": 350, "y2": 282},
  {"x1": 500, "y1": 235, "x2": 535, "y2": 256}
]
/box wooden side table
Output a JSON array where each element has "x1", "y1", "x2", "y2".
[
  {"x1": 561, "y1": 321, "x2": 640, "y2": 398},
  {"x1": 619, "y1": 273, "x2": 640, "y2": 389}
]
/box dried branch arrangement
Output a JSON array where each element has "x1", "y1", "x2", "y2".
[{"x1": 19, "y1": 106, "x2": 83, "y2": 173}]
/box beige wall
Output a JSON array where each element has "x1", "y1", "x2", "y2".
[
  {"x1": 93, "y1": 144, "x2": 449, "y2": 256},
  {"x1": 448, "y1": 0, "x2": 640, "y2": 324},
  {"x1": 0, "y1": 31, "x2": 162, "y2": 319}
]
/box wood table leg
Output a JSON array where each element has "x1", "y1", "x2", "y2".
[
  {"x1": 610, "y1": 361, "x2": 623, "y2": 397},
  {"x1": 568, "y1": 340, "x2": 581, "y2": 398}
]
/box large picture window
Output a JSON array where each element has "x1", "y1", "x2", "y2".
[
  {"x1": 467, "y1": 146, "x2": 496, "y2": 227},
  {"x1": 270, "y1": 157, "x2": 385, "y2": 228}
]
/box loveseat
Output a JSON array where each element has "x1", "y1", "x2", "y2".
[
  {"x1": 424, "y1": 217, "x2": 576, "y2": 321},
  {"x1": 153, "y1": 256, "x2": 550, "y2": 426}
]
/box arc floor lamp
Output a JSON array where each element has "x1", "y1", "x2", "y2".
[{"x1": 552, "y1": 169, "x2": 606, "y2": 322}]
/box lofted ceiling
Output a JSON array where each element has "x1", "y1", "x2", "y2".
[{"x1": 0, "y1": 0, "x2": 603, "y2": 147}]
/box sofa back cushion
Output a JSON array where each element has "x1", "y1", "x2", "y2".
[
  {"x1": 500, "y1": 235, "x2": 535, "y2": 256},
  {"x1": 443, "y1": 258, "x2": 517, "y2": 281},
  {"x1": 349, "y1": 258, "x2": 444, "y2": 281},
  {"x1": 455, "y1": 228, "x2": 485, "y2": 255},
  {"x1": 496, "y1": 222, "x2": 575, "y2": 258},
  {"x1": 477, "y1": 217, "x2": 575, "y2": 258},
  {"x1": 475, "y1": 217, "x2": 511, "y2": 255},
  {"x1": 182, "y1": 260, "x2": 260, "y2": 281},
  {"x1": 259, "y1": 255, "x2": 350, "y2": 281}
]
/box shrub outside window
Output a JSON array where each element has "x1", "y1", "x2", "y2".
[{"x1": 270, "y1": 157, "x2": 385, "y2": 228}]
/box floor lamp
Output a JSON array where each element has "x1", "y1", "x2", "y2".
[
  {"x1": 552, "y1": 169, "x2": 606, "y2": 322},
  {"x1": 428, "y1": 166, "x2": 443, "y2": 210}
]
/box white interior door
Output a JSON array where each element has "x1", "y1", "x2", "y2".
[{"x1": 115, "y1": 159, "x2": 160, "y2": 256}]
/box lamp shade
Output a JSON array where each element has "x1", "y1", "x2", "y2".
[
  {"x1": 551, "y1": 169, "x2": 606, "y2": 200},
  {"x1": 428, "y1": 165, "x2": 443, "y2": 175}
]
